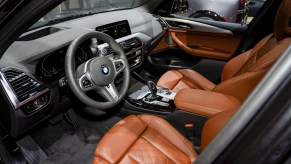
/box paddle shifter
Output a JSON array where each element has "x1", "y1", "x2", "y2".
[{"x1": 147, "y1": 81, "x2": 157, "y2": 100}]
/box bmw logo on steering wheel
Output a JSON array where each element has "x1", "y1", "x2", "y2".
[{"x1": 101, "y1": 64, "x2": 109, "y2": 75}]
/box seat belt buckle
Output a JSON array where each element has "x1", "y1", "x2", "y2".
[{"x1": 185, "y1": 123, "x2": 195, "y2": 143}]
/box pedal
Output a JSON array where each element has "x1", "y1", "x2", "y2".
[
  {"x1": 17, "y1": 135, "x2": 47, "y2": 164},
  {"x1": 64, "y1": 109, "x2": 80, "y2": 131},
  {"x1": 49, "y1": 114, "x2": 63, "y2": 125}
]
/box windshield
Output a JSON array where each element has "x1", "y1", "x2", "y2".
[{"x1": 31, "y1": 0, "x2": 135, "y2": 29}]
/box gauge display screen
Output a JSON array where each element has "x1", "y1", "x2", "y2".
[{"x1": 39, "y1": 46, "x2": 89, "y2": 80}]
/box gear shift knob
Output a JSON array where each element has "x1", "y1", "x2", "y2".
[{"x1": 147, "y1": 81, "x2": 157, "y2": 99}]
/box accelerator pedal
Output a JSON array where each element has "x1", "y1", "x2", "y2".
[{"x1": 64, "y1": 109, "x2": 81, "y2": 131}]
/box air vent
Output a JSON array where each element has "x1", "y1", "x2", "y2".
[
  {"x1": 124, "y1": 38, "x2": 142, "y2": 51},
  {"x1": 153, "y1": 15, "x2": 168, "y2": 30},
  {"x1": 107, "y1": 38, "x2": 142, "y2": 54},
  {"x1": 3, "y1": 69, "x2": 42, "y2": 102}
]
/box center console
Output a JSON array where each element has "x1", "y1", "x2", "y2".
[
  {"x1": 126, "y1": 82, "x2": 177, "y2": 113},
  {"x1": 96, "y1": 20, "x2": 143, "y2": 70}
]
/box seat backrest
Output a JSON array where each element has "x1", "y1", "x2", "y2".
[{"x1": 214, "y1": 0, "x2": 291, "y2": 102}]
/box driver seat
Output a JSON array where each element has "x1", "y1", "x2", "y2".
[{"x1": 93, "y1": 112, "x2": 234, "y2": 163}]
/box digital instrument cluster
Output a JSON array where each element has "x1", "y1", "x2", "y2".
[{"x1": 38, "y1": 46, "x2": 90, "y2": 80}]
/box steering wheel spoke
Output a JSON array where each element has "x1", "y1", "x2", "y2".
[
  {"x1": 112, "y1": 58, "x2": 126, "y2": 76},
  {"x1": 98, "y1": 82, "x2": 119, "y2": 101},
  {"x1": 78, "y1": 74, "x2": 96, "y2": 92}
]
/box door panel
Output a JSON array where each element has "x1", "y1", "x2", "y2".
[
  {"x1": 146, "y1": 48, "x2": 226, "y2": 83},
  {"x1": 146, "y1": 17, "x2": 246, "y2": 83},
  {"x1": 169, "y1": 29, "x2": 241, "y2": 60},
  {"x1": 164, "y1": 17, "x2": 235, "y2": 34}
]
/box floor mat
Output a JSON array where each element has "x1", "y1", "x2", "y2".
[
  {"x1": 17, "y1": 135, "x2": 47, "y2": 164},
  {"x1": 31, "y1": 111, "x2": 121, "y2": 164}
]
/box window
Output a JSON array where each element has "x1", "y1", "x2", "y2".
[
  {"x1": 32, "y1": 0, "x2": 135, "y2": 29},
  {"x1": 158, "y1": 0, "x2": 267, "y2": 25}
]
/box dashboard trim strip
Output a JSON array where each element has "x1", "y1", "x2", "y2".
[{"x1": 16, "y1": 88, "x2": 50, "y2": 109}]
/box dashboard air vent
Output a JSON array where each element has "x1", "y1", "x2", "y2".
[
  {"x1": 3, "y1": 69, "x2": 42, "y2": 102},
  {"x1": 107, "y1": 38, "x2": 142, "y2": 55},
  {"x1": 153, "y1": 15, "x2": 168, "y2": 30},
  {"x1": 124, "y1": 38, "x2": 142, "y2": 51}
]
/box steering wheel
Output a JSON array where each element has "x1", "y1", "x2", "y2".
[{"x1": 65, "y1": 31, "x2": 130, "y2": 110}]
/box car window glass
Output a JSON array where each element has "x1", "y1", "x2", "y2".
[
  {"x1": 162, "y1": 0, "x2": 267, "y2": 24},
  {"x1": 32, "y1": 0, "x2": 135, "y2": 29}
]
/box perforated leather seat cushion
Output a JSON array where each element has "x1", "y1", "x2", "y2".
[{"x1": 93, "y1": 115, "x2": 197, "y2": 163}]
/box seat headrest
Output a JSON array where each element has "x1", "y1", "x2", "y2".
[{"x1": 274, "y1": 0, "x2": 291, "y2": 40}]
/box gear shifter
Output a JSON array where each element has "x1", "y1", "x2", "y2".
[{"x1": 147, "y1": 81, "x2": 157, "y2": 100}]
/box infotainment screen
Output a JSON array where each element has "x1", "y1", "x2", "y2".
[{"x1": 96, "y1": 20, "x2": 131, "y2": 43}]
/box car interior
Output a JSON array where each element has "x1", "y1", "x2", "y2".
[{"x1": 0, "y1": 0, "x2": 290, "y2": 163}]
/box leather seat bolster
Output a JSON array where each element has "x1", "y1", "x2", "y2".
[
  {"x1": 178, "y1": 69, "x2": 216, "y2": 90},
  {"x1": 157, "y1": 69, "x2": 215, "y2": 93},
  {"x1": 174, "y1": 89, "x2": 240, "y2": 117},
  {"x1": 201, "y1": 110, "x2": 235, "y2": 150},
  {"x1": 95, "y1": 115, "x2": 147, "y2": 163},
  {"x1": 93, "y1": 157, "x2": 110, "y2": 164},
  {"x1": 214, "y1": 71, "x2": 267, "y2": 102},
  {"x1": 221, "y1": 49, "x2": 251, "y2": 81},
  {"x1": 157, "y1": 70, "x2": 183, "y2": 90}
]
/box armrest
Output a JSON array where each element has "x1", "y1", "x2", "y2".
[{"x1": 174, "y1": 89, "x2": 241, "y2": 117}]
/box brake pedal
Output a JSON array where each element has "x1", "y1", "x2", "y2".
[{"x1": 64, "y1": 109, "x2": 80, "y2": 131}]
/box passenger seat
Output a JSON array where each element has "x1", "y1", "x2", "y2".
[{"x1": 157, "y1": 2, "x2": 291, "y2": 102}]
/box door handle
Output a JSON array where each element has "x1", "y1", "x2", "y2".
[{"x1": 170, "y1": 31, "x2": 229, "y2": 60}]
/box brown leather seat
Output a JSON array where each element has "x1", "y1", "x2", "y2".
[
  {"x1": 94, "y1": 1, "x2": 291, "y2": 163},
  {"x1": 94, "y1": 112, "x2": 234, "y2": 164},
  {"x1": 157, "y1": 0, "x2": 291, "y2": 102}
]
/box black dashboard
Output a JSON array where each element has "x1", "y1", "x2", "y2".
[
  {"x1": 36, "y1": 20, "x2": 144, "y2": 82},
  {"x1": 0, "y1": 9, "x2": 167, "y2": 137}
]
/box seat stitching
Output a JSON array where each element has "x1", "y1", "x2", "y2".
[
  {"x1": 129, "y1": 137, "x2": 170, "y2": 163},
  {"x1": 140, "y1": 115, "x2": 198, "y2": 157},
  {"x1": 115, "y1": 124, "x2": 149, "y2": 163},
  {"x1": 96, "y1": 115, "x2": 148, "y2": 163},
  {"x1": 145, "y1": 128, "x2": 192, "y2": 160},
  {"x1": 140, "y1": 135, "x2": 176, "y2": 163},
  {"x1": 128, "y1": 155, "x2": 139, "y2": 163}
]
